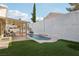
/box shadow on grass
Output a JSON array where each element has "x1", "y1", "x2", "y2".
[
  {"x1": 67, "y1": 43, "x2": 79, "y2": 51},
  {"x1": 59, "y1": 39, "x2": 79, "y2": 51}
]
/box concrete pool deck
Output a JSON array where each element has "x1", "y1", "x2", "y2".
[{"x1": 27, "y1": 35, "x2": 58, "y2": 43}]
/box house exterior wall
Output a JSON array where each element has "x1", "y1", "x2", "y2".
[{"x1": 0, "y1": 7, "x2": 7, "y2": 17}]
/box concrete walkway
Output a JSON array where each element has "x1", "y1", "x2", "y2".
[
  {"x1": 0, "y1": 37, "x2": 12, "y2": 49},
  {"x1": 0, "y1": 40, "x2": 10, "y2": 49},
  {"x1": 0, "y1": 36, "x2": 28, "y2": 49}
]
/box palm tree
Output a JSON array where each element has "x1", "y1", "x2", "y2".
[{"x1": 66, "y1": 3, "x2": 79, "y2": 12}]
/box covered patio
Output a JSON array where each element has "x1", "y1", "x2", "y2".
[{"x1": 0, "y1": 17, "x2": 27, "y2": 49}]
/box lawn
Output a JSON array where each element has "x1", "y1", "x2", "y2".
[{"x1": 0, "y1": 39, "x2": 79, "y2": 56}]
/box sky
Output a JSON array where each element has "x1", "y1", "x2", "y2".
[{"x1": 6, "y1": 3, "x2": 70, "y2": 21}]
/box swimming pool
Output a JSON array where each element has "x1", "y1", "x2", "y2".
[{"x1": 29, "y1": 34, "x2": 51, "y2": 40}]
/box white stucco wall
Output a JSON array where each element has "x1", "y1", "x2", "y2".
[
  {"x1": 29, "y1": 21, "x2": 44, "y2": 34},
  {"x1": 29, "y1": 11, "x2": 79, "y2": 42},
  {"x1": 44, "y1": 11, "x2": 79, "y2": 42}
]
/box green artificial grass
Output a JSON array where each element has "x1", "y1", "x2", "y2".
[{"x1": 0, "y1": 39, "x2": 79, "y2": 56}]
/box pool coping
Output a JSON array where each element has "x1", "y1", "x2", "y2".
[{"x1": 27, "y1": 35, "x2": 58, "y2": 43}]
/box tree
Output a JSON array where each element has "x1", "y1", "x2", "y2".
[
  {"x1": 31, "y1": 3, "x2": 36, "y2": 23},
  {"x1": 66, "y1": 3, "x2": 79, "y2": 12}
]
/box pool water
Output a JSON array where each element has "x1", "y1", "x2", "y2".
[{"x1": 30, "y1": 35, "x2": 51, "y2": 40}]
